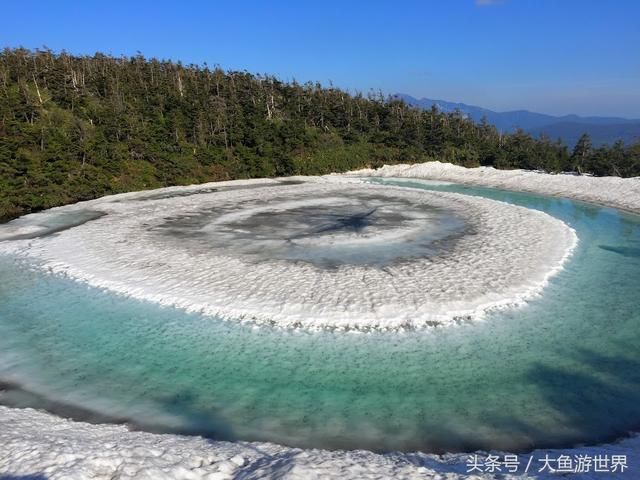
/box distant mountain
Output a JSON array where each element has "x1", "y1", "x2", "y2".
[{"x1": 395, "y1": 94, "x2": 640, "y2": 147}]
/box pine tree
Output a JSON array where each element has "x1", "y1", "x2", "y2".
[{"x1": 571, "y1": 133, "x2": 593, "y2": 174}]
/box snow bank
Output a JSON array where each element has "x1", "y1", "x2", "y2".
[
  {"x1": 1, "y1": 405, "x2": 638, "y2": 479},
  {"x1": 0, "y1": 178, "x2": 576, "y2": 330},
  {"x1": 347, "y1": 162, "x2": 640, "y2": 214}
]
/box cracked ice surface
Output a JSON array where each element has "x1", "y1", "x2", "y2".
[{"x1": 0, "y1": 177, "x2": 576, "y2": 330}]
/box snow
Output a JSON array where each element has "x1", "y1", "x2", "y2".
[
  {"x1": 0, "y1": 177, "x2": 576, "y2": 330},
  {"x1": 1, "y1": 405, "x2": 638, "y2": 479},
  {"x1": 346, "y1": 161, "x2": 640, "y2": 215}
]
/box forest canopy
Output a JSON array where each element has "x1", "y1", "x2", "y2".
[{"x1": 1, "y1": 48, "x2": 639, "y2": 221}]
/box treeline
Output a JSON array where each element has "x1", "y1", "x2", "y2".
[{"x1": 1, "y1": 48, "x2": 638, "y2": 220}]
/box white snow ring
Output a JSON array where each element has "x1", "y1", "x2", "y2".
[{"x1": 0, "y1": 177, "x2": 577, "y2": 330}]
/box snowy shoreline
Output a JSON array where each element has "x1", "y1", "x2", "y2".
[
  {"x1": 346, "y1": 161, "x2": 640, "y2": 215},
  {"x1": 1, "y1": 405, "x2": 639, "y2": 479}
]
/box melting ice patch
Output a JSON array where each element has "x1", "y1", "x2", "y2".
[
  {"x1": 0, "y1": 178, "x2": 577, "y2": 330},
  {"x1": 157, "y1": 193, "x2": 467, "y2": 267}
]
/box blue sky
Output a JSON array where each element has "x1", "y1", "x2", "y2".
[{"x1": 2, "y1": 0, "x2": 639, "y2": 117}]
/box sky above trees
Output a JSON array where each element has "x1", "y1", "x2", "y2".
[{"x1": 2, "y1": 0, "x2": 639, "y2": 117}]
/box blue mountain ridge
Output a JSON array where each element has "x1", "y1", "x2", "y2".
[{"x1": 395, "y1": 94, "x2": 640, "y2": 147}]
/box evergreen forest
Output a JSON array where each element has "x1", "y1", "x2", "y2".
[{"x1": 1, "y1": 48, "x2": 638, "y2": 221}]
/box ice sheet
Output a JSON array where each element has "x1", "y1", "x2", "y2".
[{"x1": 0, "y1": 179, "x2": 577, "y2": 330}]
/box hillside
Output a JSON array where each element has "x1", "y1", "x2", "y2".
[{"x1": 1, "y1": 48, "x2": 639, "y2": 221}]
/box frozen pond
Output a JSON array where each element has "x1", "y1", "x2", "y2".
[{"x1": 0, "y1": 179, "x2": 639, "y2": 453}]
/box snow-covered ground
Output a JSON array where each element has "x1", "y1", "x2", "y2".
[
  {"x1": 0, "y1": 178, "x2": 576, "y2": 330},
  {"x1": 1, "y1": 405, "x2": 637, "y2": 479},
  {"x1": 347, "y1": 162, "x2": 640, "y2": 215}
]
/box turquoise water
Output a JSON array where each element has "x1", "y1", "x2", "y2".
[{"x1": 1, "y1": 180, "x2": 639, "y2": 453}]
